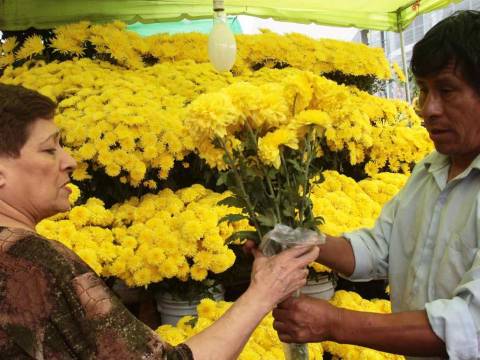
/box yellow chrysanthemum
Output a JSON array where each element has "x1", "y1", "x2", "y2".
[{"x1": 15, "y1": 35, "x2": 44, "y2": 60}]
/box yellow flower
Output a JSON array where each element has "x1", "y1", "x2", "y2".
[
  {"x1": 72, "y1": 162, "x2": 92, "y2": 181},
  {"x1": 76, "y1": 248, "x2": 102, "y2": 274},
  {"x1": 197, "y1": 298, "x2": 217, "y2": 320},
  {"x1": 190, "y1": 264, "x2": 208, "y2": 281},
  {"x1": 16, "y1": 35, "x2": 44, "y2": 60},
  {"x1": 51, "y1": 34, "x2": 85, "y2": 56},
  {"x1": 133, "y1": 267, "x2": 152, "y2": 286},
  {"x1": 392, "y1": 62, "x2": 406, "y2": 83},
  {"x1": 160, "y1": 257, "x2": 179, "y2": 278},
  {"x1": 67, "y1": 183, "x2": 81, "y2": 205},
  {"x1": 1, "y1": 37, "x2": 18, "y2": 53},
  {"x1": 77, "y1": 143, "x2": 96, "y2": 160},
  {"x1": 69, "y1": 206, "x2": 91, "y2": 227},
  {"x1": 0, "y1": 53, "x2": 15, "y2": 68},
  {"x1": 258, "y1": 128, "x2": 298, "y2": 168}
]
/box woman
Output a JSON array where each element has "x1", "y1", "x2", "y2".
[{"x1": 0, "y1": 83, "x2": 318, "y2": 360}]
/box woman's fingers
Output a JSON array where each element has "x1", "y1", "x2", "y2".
[
  {"x1": 250, "y1": 245, "x2": 318, "y2": 306},
  {"x1": 252, "y1": 247, "x2": 265, "y2": 260},
  {"x1": 242, "y1": 239, "x2": 257, "y2": 255},
  {"x1": 278, "y1": 245, "x2": 316, "y2": 259},
  {"x1": 291, "y1": 246, "x2": 319, "y2": 268}
]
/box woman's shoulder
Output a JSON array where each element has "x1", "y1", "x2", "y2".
[{"x1": 0, "y1": 226, "x2": 91, "y2": 279}]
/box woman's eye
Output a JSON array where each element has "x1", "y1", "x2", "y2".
[{"x1": 45, "y1": 149, "x2": 57, "y2": 154}]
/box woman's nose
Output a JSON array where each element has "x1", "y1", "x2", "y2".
[{"x1": 61, "y1": 148, "x2": 77, "y2": 173}]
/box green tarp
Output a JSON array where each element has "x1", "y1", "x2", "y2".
[{"x1": 0, "y1": 0, "x2": 461, "y2": 32}]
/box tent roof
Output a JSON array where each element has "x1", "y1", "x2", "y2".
[{"x1": 1, "y1": 0, "x2": 461, "y2": 32}]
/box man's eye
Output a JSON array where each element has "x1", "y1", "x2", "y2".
[{"x1": 418, "y1": 90, "x2": 426, "y2": 106}]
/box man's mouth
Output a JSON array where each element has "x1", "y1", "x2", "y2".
[
  {"x1": 429, "y1": 128, "x2": 451, "y2": 134},
  {"x1": 428, "y1": 128, "x2": 453, "y2": 142}
]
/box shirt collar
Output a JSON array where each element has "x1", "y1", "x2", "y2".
[
  {"x1": 424, "y1": 151, "x2": 480, "y2": 175},
  {"x1": 424, "y1": 151, "x2": 449, "y2": 173}
]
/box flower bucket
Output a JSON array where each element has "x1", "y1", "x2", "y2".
[
  {"x1": 111, "y1": 279, "x2": 144, "y2": 305},
  {"x1": 301, "y1": 275, "x2": 335, "y2": 300},
  {"x1": 155, "y1": 287, "x2": 224, "y2": 326}
]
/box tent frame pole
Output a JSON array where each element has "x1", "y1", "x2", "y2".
[{"x1": 399, "y1": 29, "x2": 411, "y2": 103}]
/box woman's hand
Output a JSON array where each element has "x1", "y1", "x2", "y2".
[
  {"x1": 247, "y1": 245, "x2": 319, "y2": 312},
  {"x1": 185, "y1": 245, "x2": 318, "y2": 360}
]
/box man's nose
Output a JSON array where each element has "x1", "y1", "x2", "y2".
[{"x1": 421, "y1": 91, "x2": 443, "y2": 120}]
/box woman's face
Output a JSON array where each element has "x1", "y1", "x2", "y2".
[{"x1": 0, "y1": 118, "x2": 77, "y2": 223}]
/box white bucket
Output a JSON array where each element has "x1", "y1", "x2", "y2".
[
  {"x1": 156, "y1": 289, "x2": 224, "y2": 326},
  {"x1": 301, "y1": 275, "x2": 335, "y2": 300}
]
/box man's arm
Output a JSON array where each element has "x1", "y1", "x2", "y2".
[
  {"x1": 273, "y1": 296, "x2": 447, "y2": 357},
  {"x1": 316, "y1": 235, "x2": 355, "y2": 277}
]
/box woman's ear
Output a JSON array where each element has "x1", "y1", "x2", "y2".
[{"x1": 0, "y1": 163, "x2": 8, "y2": 188}]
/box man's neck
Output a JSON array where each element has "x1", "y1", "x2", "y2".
[
  {"x1": 448, "y1": 153, "x2": 479, "y2": 181},
  {"x1": 0, "y1": 200, "x2": 36, "y2": 231}
]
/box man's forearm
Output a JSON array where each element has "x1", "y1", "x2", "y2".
[
  {"x1": 317, "y1": 235, "x2": 355, "y2": 276},
  {"x1": 333, "y1": 308, "x2": 447, "y2": 357}
]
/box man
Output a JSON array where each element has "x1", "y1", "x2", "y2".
[{"x1": 273, "y1": 10, "x2": 480, "y2": 360}]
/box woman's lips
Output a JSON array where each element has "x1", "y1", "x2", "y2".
[{"x1": 62, "y1": 184, "x2": 72, "y2": 194}]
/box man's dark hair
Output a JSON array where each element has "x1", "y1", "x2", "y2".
[
  {"x1": 411, "y1": 10, "x2": 480, "y2": 90},
  {"x1": 0, "y1": 83, "x2": 56, "y2": 157}
]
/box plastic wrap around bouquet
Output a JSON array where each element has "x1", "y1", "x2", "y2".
[{"x1": 260, "y1": 224, "x2": 326, "y2": 360}]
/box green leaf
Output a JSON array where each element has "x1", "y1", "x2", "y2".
[
  {"x1": 216, "y1": 172, "x2": 228, "y2": 186},
  {"x1": 314, "y1": 216, "x2": 325, "y2": 225},
  {"x1": 217, "y1": 196, "x2": 245, "y2": 208},
  {"x1": 225, "y1": 230, "x2": 259, "y2": 244},
  {"x1": 256, "y1": 214, "x2": 276, "y2": 228},
  {"x1": 186, "y1": 317, "x2": 199, "y2": 327},
  {"x1": 218, "y1": 213, "x2": 250, "y2": 225}
]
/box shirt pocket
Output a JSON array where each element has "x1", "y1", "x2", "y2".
[{"x1": 435, "y1": 232, "x2": 478, "y2": 297}]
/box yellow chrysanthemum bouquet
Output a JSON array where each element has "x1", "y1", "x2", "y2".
[{"x1": 185, "y1": 78, "x2": 328, "y2": 245}]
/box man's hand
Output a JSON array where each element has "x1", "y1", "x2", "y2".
[
  {"x1": 273, "y1": 296, "x2": 447, "y2": 357},
  {"x1": 272, "y1": 295, "x2": 340, "y2": 343}
]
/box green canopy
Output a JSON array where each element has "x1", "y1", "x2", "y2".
[
  {"x1": 1, "y1": 0, "x2": 461, "y2": 32},
  {"x1": 127, "y1": 17, "x2": 243, "y2": 36}
]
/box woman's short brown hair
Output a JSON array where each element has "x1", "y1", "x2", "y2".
[{"x1": 0, "y1": 83, "x2": 56, "y2": 157}]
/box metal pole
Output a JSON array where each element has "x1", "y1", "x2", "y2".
[
  {"x1": 381, "y1": 30, "x2": 391, "y2": 99},
  {"x1": 399, "y1": 30, "x2": 411, "y2": 103}
]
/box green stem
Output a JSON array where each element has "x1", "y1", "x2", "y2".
[
  {"x1": 299, "y1": 128, "x2": 314, "y2": 226},
  {"x1": 280, "y1": 151, "x2": 295, "y2": 228},
  {"x1": 292, "y1": 93, "x2": 298, "y2": 117},
  {"x1": 245, "y1": 121, "x2": 282, "y2": 224},
  {"x1": 280, "y1": 151, "x2": 291, "y2": 188},
  {"x1": 217, "y1": 137, "x2": 264, "y2": 240}
]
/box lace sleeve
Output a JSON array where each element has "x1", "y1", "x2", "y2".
[{"x1": 0, "y1": 228, "x2": 193, "y2": 360}]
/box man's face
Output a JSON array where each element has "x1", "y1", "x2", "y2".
[{"x1": 417, "y1": 62, "x2": 480, "y2": 159}]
